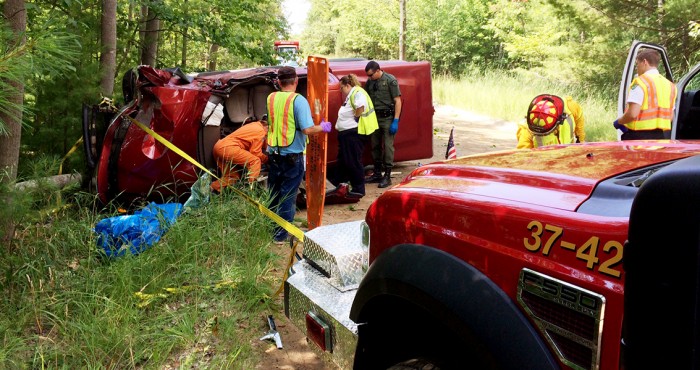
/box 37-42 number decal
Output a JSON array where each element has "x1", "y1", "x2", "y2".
[{"x1": 524, "y1": 220, "x2": 623, "y2": 278}]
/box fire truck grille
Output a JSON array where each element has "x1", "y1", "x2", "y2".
[
  {"x1": 517, "y1": 269, "x2": 605, "y2": 370},
  {"x1": 521, "y1": 290, "x2": 595, "y2": 340},
  {"x1": 547, "y1": 329, "x2": 594, "y2": 369}
]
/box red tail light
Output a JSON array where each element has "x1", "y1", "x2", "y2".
[{"x1": 305, "y1": 311, "x2": 332, "y2": 352}]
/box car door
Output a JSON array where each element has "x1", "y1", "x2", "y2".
[
  {"x1": 618, "y1": 41, "x2": 674, "y2": 139},
  {"x1": 671, "y1": 62, "x2": 700, "y2": 140}
]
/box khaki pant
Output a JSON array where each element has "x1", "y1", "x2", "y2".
[{"x1": 370, "y1": 117, "x2": 395, "y2": 170}]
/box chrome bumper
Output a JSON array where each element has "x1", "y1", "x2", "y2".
[{"x1": 284, "y1": 221, "x2": 367, "y2": 370}]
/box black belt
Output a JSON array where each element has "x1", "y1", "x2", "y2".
[
  {"x1": 375, "y1": 109, "x2": 394, "y2": 118},
  {"x1": 269, "y1": 152, "x2": 301, "y2": 163}
]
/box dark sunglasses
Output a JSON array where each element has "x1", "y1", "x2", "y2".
[{"x1": 366, "y1": 70, "x2": 377, "y2": 78}]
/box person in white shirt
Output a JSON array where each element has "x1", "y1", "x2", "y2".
[
  {"x1": 327, "y1": 74, "x2": 379, "y2": 196},
  {"x1": 613, "y1": 49, "x2": 677, "y2": 140}
]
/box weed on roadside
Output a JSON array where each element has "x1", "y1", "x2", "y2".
[{"x1": 0, "y1": 181, "x2": 280, "y2": 368}]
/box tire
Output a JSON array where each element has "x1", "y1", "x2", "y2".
[{"x1": 353, "y1": 296, "x2": 499, "y2": 370}]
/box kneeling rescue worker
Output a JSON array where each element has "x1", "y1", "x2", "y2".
[{"x1": 516, "y1": 94, "x2": 585, "y2": 149}]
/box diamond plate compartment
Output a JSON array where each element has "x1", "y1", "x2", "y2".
[
  {"x1": 285, "y1": 260, "x2": 359, "y2": 370},
  {"x1": 303, "y1": 220, "x2": 367, "y2": 291}
]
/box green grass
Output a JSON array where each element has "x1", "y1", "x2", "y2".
[
  {"x1": 0, "y1": 181, "x2": 283, "y2": 369},
  {"x1": 0, "y1": 71, "x2": 625, "y2": 369},
  {"x1": 433, "y1": 71, "x2": 619, "y2": 142}
]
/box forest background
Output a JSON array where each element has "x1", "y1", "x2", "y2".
[
  {"x1": 0, "y1": 0, "x2": 699, "y2": 367},
  {"x1": 2, "y1": 0, "x2": 700, "y2": 181}
]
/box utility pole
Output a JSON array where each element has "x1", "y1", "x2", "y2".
[{"x1": 399, "y1": 0, "x2": 406, "y2": 60}]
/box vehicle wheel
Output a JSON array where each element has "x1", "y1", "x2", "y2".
[
  {"x1": 354, "y1": 296, "x2": 499, "y2": 370},
  {"x1": 388, "y1": 359, "x2": 440, "y2": 370}
]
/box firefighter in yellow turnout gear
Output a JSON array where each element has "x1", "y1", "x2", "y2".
[{"x1": 517, "y1": 95, "x2": 585, "y2": 149}]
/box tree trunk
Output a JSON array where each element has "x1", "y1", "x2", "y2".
[
  {"x1": 1, "y1": 0, "x2": 26, "y2": 182},
  {"x1": 15, "y1": 174, "x2": 82, "y2": 191},
  {"x1": 399, "y1": 0, "x2": 406, "y2": 60},
  {"x1": 141, "y1": 5, "x2": 160, "y2": 66},
  {"x1": 139, "y1": 3, "x2": 147, "y2": 60},
  {"x1": 208, "y1": 43, "x2": 219, "y2": 71},
  {"x1": 181, "y1": 0, "x2": 187, "y2": 68},
  {"x1": 181, "y1": 26, "x2": 188, "y2": 68},
  {"x1": 100, "y1": 0, "x2": 117, "y2": 97},
  {"x1": 1, "y1": 0, "x2": 27, "y2": 245},
  {"x1": 657, "y1": 0, "x2": 667, "y2": 46}
]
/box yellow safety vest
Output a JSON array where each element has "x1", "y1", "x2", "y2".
[
  {"x1": 533, "y1": 115, "x2": 575, "y2": 148},
  {"x1": 624, "y1": 73, "x2": 677, "y2": 131},
  {"x1": 267, "y1": 91, "x2": 298, "y2": 148},
  {"x1": 349, "y1": 87, "x2": 379, "y2": 135}
]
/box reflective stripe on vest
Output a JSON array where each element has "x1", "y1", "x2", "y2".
[
  {"x1": 349, "y1": 87, "x2": 379, "y2": 135},
  {"x1": 267, "y1": 91, "x2": 298, "y2": 148},
  {"x1": 534, "y1": 115, "x2": 575, "y2": 148},
  {"x1": 625, "y1": 73, "x2": 677, "y2": 131}
]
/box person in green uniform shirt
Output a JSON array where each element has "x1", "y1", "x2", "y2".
[{"x1": 364, "y1": 61, "x2": 402, "y2": 188}]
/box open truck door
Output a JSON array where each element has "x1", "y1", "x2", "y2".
[
  {"x1": 617, "y1": 41, "x2": 673, "y2": 140},
  {"x1": 671, "y1": 62, "x2": 700, "y2": 140}
]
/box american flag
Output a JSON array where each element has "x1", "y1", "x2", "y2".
[{"x1": 445, "y1": 126, "x2": 457, "y2": 160}]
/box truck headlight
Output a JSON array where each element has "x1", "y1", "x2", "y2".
[
  {"x1": 360, "y1": 221, "x2": 370, "y2": 253},
  {"x1": 361, "y1": 221, "x2": 370, "y2": 271}
]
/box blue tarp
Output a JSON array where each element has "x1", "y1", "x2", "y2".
[{"x1": 95, "y1": 202, "x2": 183, "y2": 257}]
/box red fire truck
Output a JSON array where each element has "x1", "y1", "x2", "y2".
[
  {"x1": 284, "y1": 41, "x2": 700, "y2": 369},
  {"x1": 274, "y1": 40, "x2": 300, "y2": 65},
  {"x1": 274, "y1": 40, "x2": 300, "y2": 54}
]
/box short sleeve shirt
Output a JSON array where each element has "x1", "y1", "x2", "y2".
[
  {"x1": 627, "y1": 68, "x2": 660, "y2": 105},
  {"x1": 336, "y1": 86, "x2": 366, "y2": 131},
  {"x1": 365, "y1": 72, "x2": 401, "y2": 110}
]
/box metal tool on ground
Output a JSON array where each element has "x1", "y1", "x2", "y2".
[{"x1": 260, "y1": 315, "x2": 283, "y2": 349}]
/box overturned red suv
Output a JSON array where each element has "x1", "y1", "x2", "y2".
[{"x1": 90, "y1": 61, "x2": 434, "y2": 205}]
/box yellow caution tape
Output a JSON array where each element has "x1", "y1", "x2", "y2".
[
  {"x1": 58, "y1": 136, "x2": 84, "y2": 175},
  {"x1": 127, "y1": 116, "x2": 304, "y2": 241},
  {"x1": 274, "y1": 238, "x2": 300, "y2": 297},
  {"x1": 127, "y1": 115, "x2": 306, "y2": 298},
  {"x1": 134, "y1": 280, "x2": 240, "y2": 308}
]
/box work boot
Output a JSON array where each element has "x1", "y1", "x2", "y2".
[
  {"x1": 378, "y1": 171, "x2": 392, "y2": 188},
  {"x1": 366, "y1": 164, "x2": 383, "y2": 183}
]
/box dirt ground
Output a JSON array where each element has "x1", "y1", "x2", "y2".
[{"x1": 254, "y1": 104, "x2": 518, "y2": 369}]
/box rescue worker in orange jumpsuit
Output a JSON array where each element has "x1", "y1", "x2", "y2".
[
  {"x1": 613, "y1": 49, "x2": 677, "y2": 140},
  {"x1": 211, "y1": 120, "x2": 269, "y2": 192},
  {"x1": 516, "y1": 95, "x2": 584, "y2": 149}
]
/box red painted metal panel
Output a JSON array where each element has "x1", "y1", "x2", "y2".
[{"x1": 364, "y1": 139, "x2": 700, "y2": 369}]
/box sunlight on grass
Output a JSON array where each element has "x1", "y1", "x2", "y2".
[
  {"x1": 433, "y1": 71, "x2": 619, "y2": 142},
  {"x1": 0, "y1": 183, "x2": 281, "y2": 368}
]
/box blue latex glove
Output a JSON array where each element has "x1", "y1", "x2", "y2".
[
  {"x1": 320, "y1": 120, "x2": 332, "y2": 133},
  {"x1": 389, "y1": 118, "x2": 399, "y2": 135},
  {"x1": 613, "y1": 120, "x2": 628, "y2": 133}
]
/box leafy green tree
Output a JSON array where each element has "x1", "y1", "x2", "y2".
[
  {"x1": 147, "y1": 0, "x2": 286, "y2": 71},
  {"x1": 408, "y1": 0, "x2": 499, "y2": 74},
  {"x1": 1, "y1": 9, "x2": 79, "y2": 180},
  {"x1": 303, "y1": 0, "x2": 399, "y2": 60}
]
